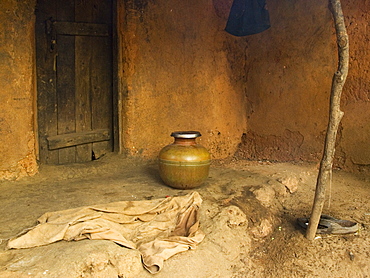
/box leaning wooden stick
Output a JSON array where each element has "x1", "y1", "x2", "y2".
[{"x1": 306, "y1": 0, "x2": 349, "y2": 240}]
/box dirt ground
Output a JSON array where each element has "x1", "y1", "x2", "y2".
[{"x1": 0, "y1": 154, "x2": 369, "y2": 278}]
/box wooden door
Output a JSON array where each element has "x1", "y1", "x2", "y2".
[{"x1": 36, "y1": 0, "x2": 114, "y2": 164}]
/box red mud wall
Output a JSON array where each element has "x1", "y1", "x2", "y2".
[
  {"x1": 0, "y1": 0, "x2": 38, "y2": 180},
  {"x1": 237, "y1": 0, "x2": 370, "y2": 171},
  {"x1": 118, "y1": 0, "x2": 248, "y2": 159}
]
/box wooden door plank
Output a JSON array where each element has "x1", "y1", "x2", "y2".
[
  {"x1": 56, "y1": 0, "x2": 76, "y2": 164},
  {"x1": 75, "y1": 0, "x2": 93, "y2": 23},
  {"x1": 56, "y1": 0, "x2": 74, "y2": 20},
  {"x1": 92, "y1": 0, "x2": 112, "y2": 24},
  {"x1": 75, "y1": 35, "x2": 93, "y2": 162},
  {"x1": 74, "y1": 0, "x2": 94, "y2": 162},
  {"x1": 56, "y1": 34, "x2": 76, "y2": 164},
  {"x1": 91, "y1": 35, "x2": 113, "y2": 158},
  {"x1": 89, "y1": 0, "x2": 113, "y2": 159},
  {"x1": 54, "y1": 22, "x2": 109, "y2": 36},
  {"x1": 47, "y1": 129, "x2": 110, "y2": 150},
  {"x1": 36, "y1": 0, "x2": 59, "y2": 164}
]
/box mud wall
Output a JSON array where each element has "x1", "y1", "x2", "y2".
[
  {"x1": 0, "y1": 0, "x2": 369, "y2": 180},
  {"x1": 339, "y1": 0, "x2": 370, "y2": 171},
  {"x1": 118, "y1": 0, "x2": 248, "y2": 159},
  {"x1": 237, "y1": 0, "x2": 370, "y2": 171},
  {"x1": 0, "y1": 0, "x2": 38, "y2": 180}
]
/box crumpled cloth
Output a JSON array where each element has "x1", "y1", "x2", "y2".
[{"x1": 7, "y1": 192, "x2": 205, "y2": 274}]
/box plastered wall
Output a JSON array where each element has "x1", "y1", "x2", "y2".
[
  {"x1": 237, "y1": 0, "x2": 370, "y2": 171},
  {"x1": 0, "y1": 0, "x2": 369, "y2": 181},
  {"x1": 339, "y1": 0, "x2": 370, "y2": 171},
  {"x1": 0, "y1": 0, "x2": 38, "y2": 180},
  {"x1": 118, "y1": 0, "x2": 248, "y2": 159}
]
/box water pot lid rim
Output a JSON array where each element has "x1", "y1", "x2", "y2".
[{"x1": 171, "y1": 131, "x2": 201, "y2": 139}]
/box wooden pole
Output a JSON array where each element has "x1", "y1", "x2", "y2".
[{"x1": 305, "y1": 0, "x2": 349, "y2": 240}]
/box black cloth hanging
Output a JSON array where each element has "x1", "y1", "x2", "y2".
[{"x1": 225, "y1": 0, "x2": 270, "y2": 36}]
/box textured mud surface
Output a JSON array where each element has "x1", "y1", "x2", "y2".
[{"x1": 0, "y1": 154, "x2": 369, "y2": 277}]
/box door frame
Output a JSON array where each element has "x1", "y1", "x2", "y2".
[
  {"x1": 34, "y1": 0, "x2": 122, "y2": 163},
  {"x1": 112, "y1": 0, "x2": 121, "y2": 154}
]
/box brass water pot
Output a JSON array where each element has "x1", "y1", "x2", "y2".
[{"x1": 158, "y1": 131, "x2": 211, "y2": 189}]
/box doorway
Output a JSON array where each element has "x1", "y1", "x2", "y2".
[{"x1": 35, "y1": 0, "x2": 115, "y2": 164}]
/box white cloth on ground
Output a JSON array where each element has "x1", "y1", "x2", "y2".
[{"x1": 7, "y1": 191, "x2": 205, "y2": 274}]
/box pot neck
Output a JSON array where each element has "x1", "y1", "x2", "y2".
[{"x1": 174, "y1": 138, "x2": 197, "y2": 145}]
